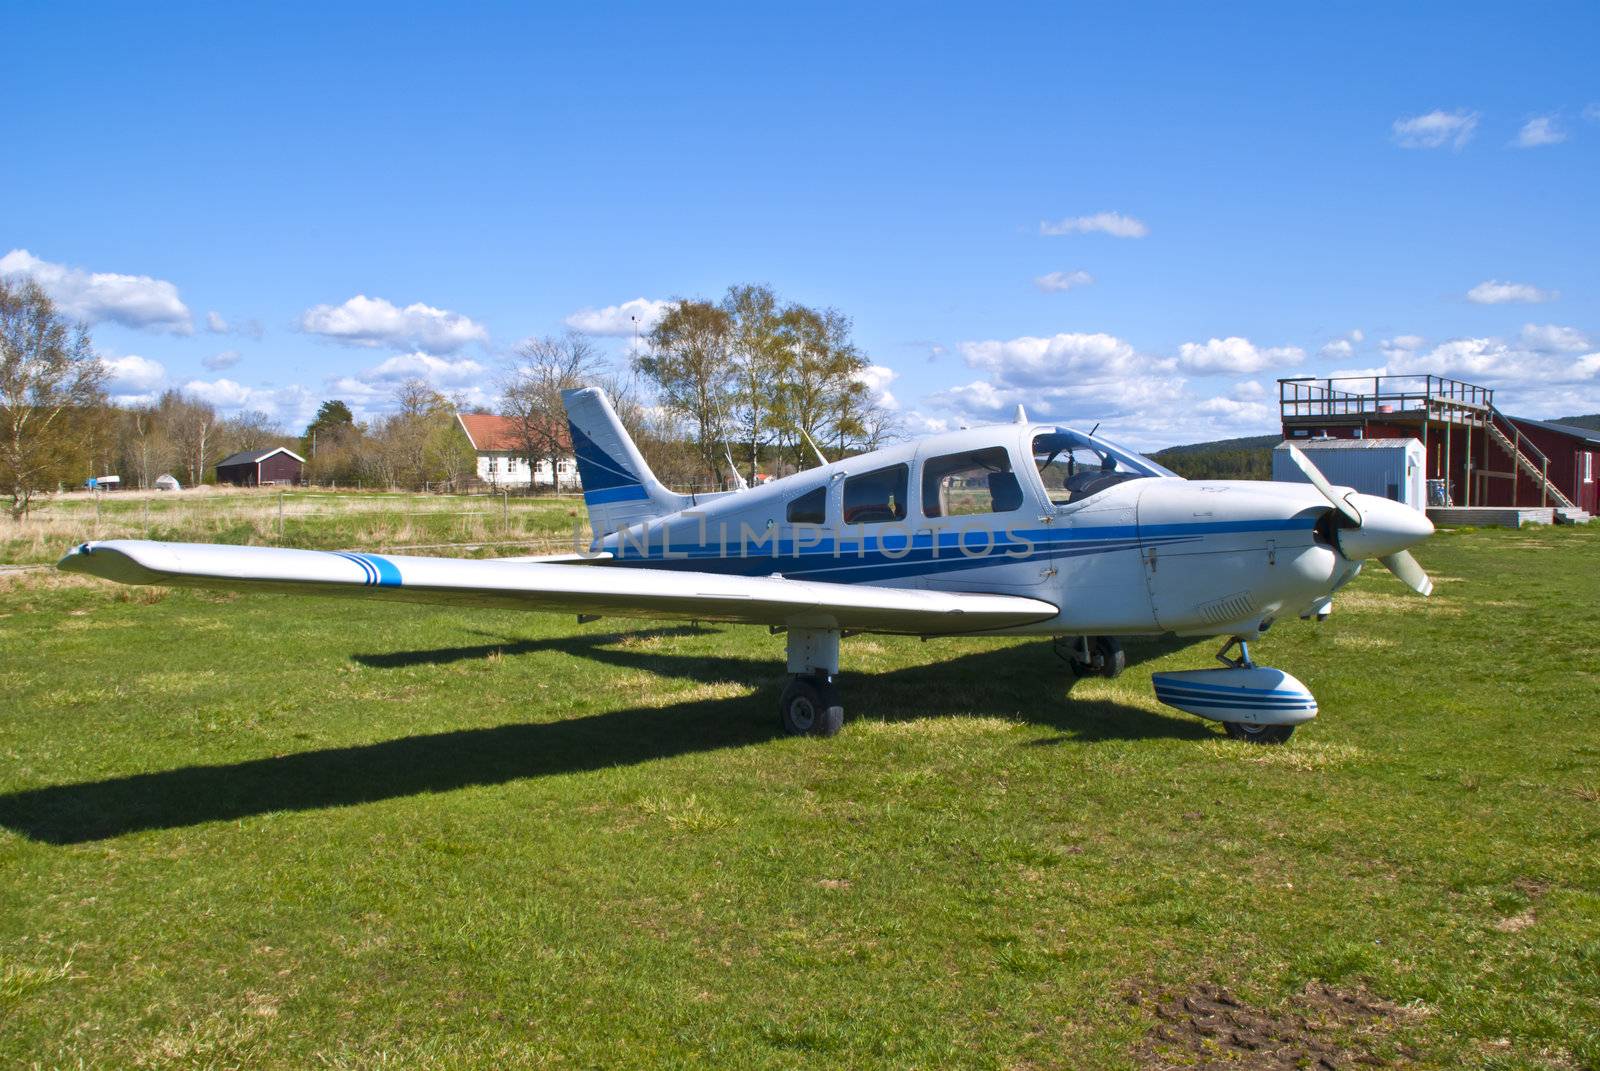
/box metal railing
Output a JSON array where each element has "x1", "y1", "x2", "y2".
[{"x1": 1278, "y1": 374, "x2": 1494, "y2": 420}]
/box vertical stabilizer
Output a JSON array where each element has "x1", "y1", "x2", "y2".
[{"x1": 560, "y1": 387, "x2": 688, "y2": 537}]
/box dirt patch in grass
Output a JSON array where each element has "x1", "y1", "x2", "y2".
[{"x1": 1133, "y1": 981, "x2": 1414, "y2": 1069}]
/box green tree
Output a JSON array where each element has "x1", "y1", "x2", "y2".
[
  {"x1": 0, "y1": 278, "x2": 107, "y2": 517},
  {"x1": 773, "y1": 304, "x2": 869, "y2": 465},
  {"x1": 638, "y1": 300, "x2": 736, "y2": 486},
  {"x1": 303, "y1": 399, "x2": 354, "y2": 456},
  {"x1": 721, "y1": 284, "x2": 787, "y2": 483}
]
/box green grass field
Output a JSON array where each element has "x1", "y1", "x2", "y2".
[{"x1": 1, "y1": 523, "x2": 1596, "y2": 1068}]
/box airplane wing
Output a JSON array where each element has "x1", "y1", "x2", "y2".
[{"x1": 58, "y1": 540, "x2": 1058, "y2": 635}]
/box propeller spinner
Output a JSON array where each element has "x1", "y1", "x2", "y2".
[{"x1": 1286, "y1": 444, "x2": 1434, "y2": 596}]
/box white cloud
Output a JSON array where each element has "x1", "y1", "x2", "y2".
[
  {"x1": 1391, "y1": 109, "x2": 1479, "y2": 150},
  {"x1": 299, "y1": 294, "x2": 488, "y2": 352},
  {"x1": 1586, "y1": 103, "x2": 1600, "y2": 123},
  {"x1": 1351, "y1": 329, "x2": 1364, "y2": 343},
  {"x1": 203, "y1": 349, "x2": 241, "y2": 371},
  {"x1": 1326, "y1": 365, "x2": 1392, "y2": 381},
  {"x1": 926, "y1": 331, "x2": 1188, "y2": 437},
  {"x1": 959, "y1": 332, "x2": 1154, "y2": 387},
  {"x1": 1033, "y1": 270, "x2": 1095, "y2": 293},
  {"x1": 100, "y1": 354, "x2": 166, "y2": 392},
  {"x1": 1319, "y1": 339, "x2": 1354, "y2": 359},
  {"x1": 0, "y1": 249, "x2": 192, "y2": 333},
  {"x1": 854, "y1": 364, "x2": 900, "y2": 410},
  {"x1": 1177, "y1": 337, "x2": 1304, "y2": 374},
  {"x1": 206, "y1": 311, "x2": 229, "y2": 333},
  {"x1": 182, "y1": 379, "x2": 318, "y2": 425},
  {"x1": 1231, "y1": 380, "x2": 1266, "y2": 400},
  {"x1": 563, "y1": 297, "x2": 672, "y2": 337},
  {"x1": 1569, "y1": 353, "x2": 1600, "y2": 380},
  {"x1": 1196, "y1": 395, "x2": 1275, "y2": 426},
  {"x1": 1380, "y1": 335, "x2": 1425, "y2": 361},
  {"x1": 1520, "y1": 323, "x2": 1590, "y2": 353},
  {"x1": 899, "y1": 410, "x2": 953, "y2": 436},
  {"x1": 363, "y1": 351, "x2": 486, "y2": 387},
  {"x1": 1467, "y1": 279, "x2": 1556, "y2": 305},
  {"x1": 1409, "y1": 338, "x2": 1534, "y2": 380},
  {"x1": 1513, "y1": 116, "x2": 1566, "y2": 148},
  {"x1": 1039, "y1": 212, "x2": 1148, "y2": 238}
]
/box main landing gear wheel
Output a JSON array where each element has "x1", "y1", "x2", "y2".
[
  {"x1": 780, "y1": 675, "x2": 844, "y2": 737},
  {"x1": 1223, "y1": 721, "x2": 1296, "y2": 745},
  {"x1": 1057, "y1": 635, "x2": 1125, "y2": 678}
]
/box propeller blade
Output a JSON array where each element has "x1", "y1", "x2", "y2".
[
  {"x1": 1286, "y1": 445, "x2": 1362, "y2": 526},
  {"x1": 1379, "y1": 549, "x2": 1433, "y2": 597}
]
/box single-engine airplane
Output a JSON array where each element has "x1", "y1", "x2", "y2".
[{"x1": 60, "y1": 387, "x2": 1433, "y2": 744}]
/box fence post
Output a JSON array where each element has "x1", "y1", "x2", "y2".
[
  {"x1": 278, "y1": 491, "x2": 284, "y2": 543},
  {"x1": 502, "y1": 490, "x2": 509, "y2": 532}
]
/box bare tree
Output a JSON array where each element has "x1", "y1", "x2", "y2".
[
  {"x1": 500, "y1": 333, "x2": 604, "y2": 493},
  {"x1": 117, "y1": 406, "x2": 175, "y2": 490},
  {"x1": 162, "y1": 390, "x2": 220, "y2": 488},
  {"x1": 219, "y1": 409, "x2": 283, "y2": 455},
  {"x1": 0, "y1": 278, "x2": 107, "y2": 517}
]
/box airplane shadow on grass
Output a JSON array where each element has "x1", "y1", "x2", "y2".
[{"x1": 0, "y1": 628, "x2": 1209, "y2": 844}]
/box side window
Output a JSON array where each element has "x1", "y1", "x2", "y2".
[
  {"x1": 922, "y1": 447, "x2": 1022, "y2": 518},
  {"x1": 786, "y1": 486, "x2": 827, "y2": 524},
  {"x1": 843, "y1": 464, "x2": 908, "y2": 525}
]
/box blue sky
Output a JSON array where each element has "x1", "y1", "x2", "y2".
[{"x1": 4, "y1": 2, "x2": 1596, "y2": 448}]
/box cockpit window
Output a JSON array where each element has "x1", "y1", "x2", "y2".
[
  {"x1": 786, "y1": 486, "x2": 827, "y2": 525},
  {"x1": 922, "y1": 447, "x2": 1023, "y2": 518},
  {"x1": 843, "y1": 464, "x2": 909, "y2": 525},
  {"x1": 1032, "y1": 429, "x2": 1177, "y2": 506}
]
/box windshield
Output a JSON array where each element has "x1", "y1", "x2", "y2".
[{"x1": 1032, "y1": 429, "x2": 1178, "y2": 506}]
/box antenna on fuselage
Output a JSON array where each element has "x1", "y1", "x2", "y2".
[
  {"x1": 723, "y1": 443, "x2": 749, "y2": 491},
  {"x1": 801, "y1": 430, "x2": 829, "y2": 467},
  {"x1": 1015, "y1": 404, "x2": 1028, "y2": 423}
]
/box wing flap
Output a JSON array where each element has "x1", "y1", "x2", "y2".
[{"x1": 58, "y1": 540, "x2": 1058, "y2": 635}]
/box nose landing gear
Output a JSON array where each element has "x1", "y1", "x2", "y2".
[{"x1": 1150, "y1": 636, "x2": 1316, "y2": 745}]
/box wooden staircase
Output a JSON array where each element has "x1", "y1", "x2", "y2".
[{"x1": 1485, "y1": 408, "x2": 1577, "y2": 511}]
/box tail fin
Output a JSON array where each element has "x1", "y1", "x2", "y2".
[{"x1": 561, "y1": 387, "x2": 688, "y2": 537}]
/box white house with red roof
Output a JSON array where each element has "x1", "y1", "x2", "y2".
[{"x1": 455, "y1": 413, "x2": 579, "y2": 490}]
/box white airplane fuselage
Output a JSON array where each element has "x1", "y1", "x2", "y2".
[{"x1": 592, "y1": 420, "x2": 1422, "y2": 643}]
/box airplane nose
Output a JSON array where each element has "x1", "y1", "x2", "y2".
[{"x1": 1336, "y1": 494, "x2": 1435, "y2": 560}]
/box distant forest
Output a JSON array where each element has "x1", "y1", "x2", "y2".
[
  {"x1": 1554, "y1": 414, "x2": 1600, "y2": 431},
  {"x1": 1151, "y1": 434, "x2": 1278, "y2": 480}
]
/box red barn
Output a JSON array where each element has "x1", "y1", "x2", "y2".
[
  {"x1": 1279, "y1": 375, "x2": 1594, "y2": 521},
  {"x1": 215, "y1": 446, "x2": 305, "y2": 487}
]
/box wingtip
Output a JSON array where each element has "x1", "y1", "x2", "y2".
[{"x1": 56, "y1": 542, "x2": 95, "y2": 574}]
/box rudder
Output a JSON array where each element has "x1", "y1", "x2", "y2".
[{"x1": 560, "y1": 387, "x2": 687, "y2": 537}]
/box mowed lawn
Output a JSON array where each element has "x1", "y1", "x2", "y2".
[{"x1": 0, "y1": 526, "x2": 1596, "y2": 1069}]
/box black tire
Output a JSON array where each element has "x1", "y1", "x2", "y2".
[
  {"x1": 1093, "y1": 636, "x2": 1125, "y2": 679},
  {"x1": 1223, "y1": 721, "x2": 1296, "y2": 745},
  {"x1": 780, "y1": 676, "x2": 844, "y2": 737}
]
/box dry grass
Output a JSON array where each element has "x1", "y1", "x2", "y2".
[{"x1": 1, "y1": 488, "x2": 585, "y2": 564}]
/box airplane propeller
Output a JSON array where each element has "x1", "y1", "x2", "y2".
[{"x1": 1285, "y1": 444, "x2": 1433, "y2": 597}]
